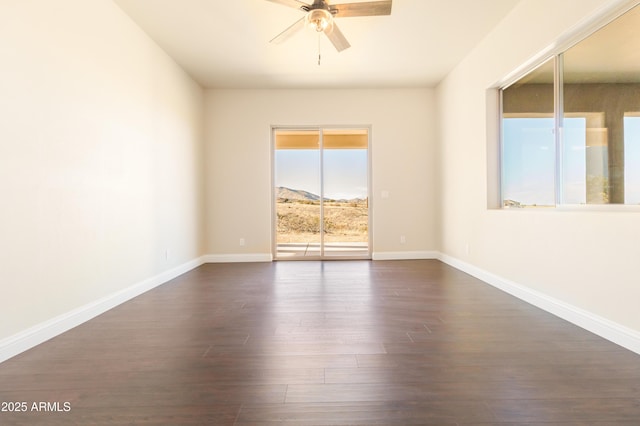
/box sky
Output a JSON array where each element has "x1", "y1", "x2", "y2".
[
  {"x1": 502, "y1": 118, "x2": 556, "y2": 205},
  {"x1": 275, "y1": 148, "x2": 368, "y2": 200},
  {"x1": 503, "y1": 116, "x2": 640, "y2": 205}
]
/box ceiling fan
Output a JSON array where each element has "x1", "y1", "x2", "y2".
[{"x1": 266, "y1": 0, "x2": 392, "y2": 53}]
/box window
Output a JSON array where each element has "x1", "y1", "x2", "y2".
[
  {"x1": 625, "y1": 114, "x2": 640, "y2": 204},
  {"x1": 501, "y1": 59, "x2": 555, "y2": 208},
  {"x1": 499, "y1": 4, "x2": 640, "y2": 208}
]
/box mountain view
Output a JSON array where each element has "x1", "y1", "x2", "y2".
[
  {"x1": 277, "y1": 186, "x2": 366, "y2": 203},
  {"x1": 275, "y1": 187, "x2": 368, "y2": 243},
  {"x1": 277, "y1": 187, "x2": 320, "y2": 201}
]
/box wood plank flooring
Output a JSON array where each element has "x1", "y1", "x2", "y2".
[{"x1": 1, "y1": 260, "x2": 640, "y2": 425}]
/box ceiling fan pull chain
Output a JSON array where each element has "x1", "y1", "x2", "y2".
[{"x1": 317, "y1": 33, "x2": 322, "y2": 66}]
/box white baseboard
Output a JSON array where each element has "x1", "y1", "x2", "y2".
[
  {"x1": 204, "y1": 253, "x2": 273, "y2": 263},
  {"x1": 372, "y1": 251, "x2": 439, "y2": 261},
  {"x1": 438, "y1": 253, "x2": 640, "y2": 356},
  {"x1": 0, "y1": 256, "x2": 206, "y2": 364},
  {"x1": 5, "y1": 252, "x2": 638, "y2": 364}
]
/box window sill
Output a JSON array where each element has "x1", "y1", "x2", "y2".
[{"x1": 493, "y1": 204, "x2": 640, "y2": 212}]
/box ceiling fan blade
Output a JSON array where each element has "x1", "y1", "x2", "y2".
[
  {"x1": 330, "y1": 1, "x2": 392, "y2": 17},
  {"x1": 264, "y1": 0, "x2": 311, "y2": 11},
  {"x1": 270, "y1": 16, "x2": 306, "y2": 44},
  {"x1": 325, "y1": 22, "x2": 350, "y2": 52}
]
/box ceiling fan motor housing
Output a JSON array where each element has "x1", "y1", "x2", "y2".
[{"x1": 306, "y1": 8, "x2": 333, "y2": 32}]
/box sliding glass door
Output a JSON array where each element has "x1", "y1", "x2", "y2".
[
  {"x1": 274, "y1": 129, "x2": 323, "y2": 257},
  {"x1": 273, "y1": 127, "x2": 370, "y2": 260}
]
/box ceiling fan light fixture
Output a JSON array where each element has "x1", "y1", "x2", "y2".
[
  {"x1": 268, "y1": 0, "x2": 392, "y2": 53},
  {"x1": 306, "y1": 8, "x2": 333, "y2": 33}
]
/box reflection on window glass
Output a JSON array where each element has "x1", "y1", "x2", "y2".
[
  {"x1": 625, "y1": 115, "x2": 640, "y2": 205},
  {"x1": 500, "y1": 4, "x2": 640, "y2": 208},
  {"x1": 562, "y1": 117, "x2": 587, "y2": 204},
  {"x1": 562, "y1": 4, "x2": 640, "y2": 204},
  {"x1": 561, "y1": 114, "x2": 609, "y2": 204}
]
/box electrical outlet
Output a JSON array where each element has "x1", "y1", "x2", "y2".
[
  {"x1": 400, "y1": 235, "x2": 406, "y2": 244},
  {"x1": 239, "y1": 238, "x2": 245, "y2": 247}
]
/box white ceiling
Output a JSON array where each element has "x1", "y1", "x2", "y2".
[{"x1": 113, "y1": 0, "x2": 521, "y2": 89}]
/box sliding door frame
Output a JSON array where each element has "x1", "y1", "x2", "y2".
[{"x1": 271, "y1": 124, "x2": 372, "y2": 260}]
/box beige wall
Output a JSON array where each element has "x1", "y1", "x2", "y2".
[
  {"x1": 436, "y1": 0, "x2": 640, "y2": 332},
  {"x1": 204, "y1": 89, "x2": 437, "y2": 258},
  {"x1": 0, "y1": 0, "x2": 205, "y2": 341}
]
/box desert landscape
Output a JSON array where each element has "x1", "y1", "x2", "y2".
[{"x1": 276, "y1": 187, "x2": 368, "y2": 243}]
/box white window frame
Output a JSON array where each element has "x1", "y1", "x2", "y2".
[{"x1": 489, "y1": 0, "x2": 640, "y2": 211}]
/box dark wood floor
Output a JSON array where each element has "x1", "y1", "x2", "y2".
[{"x1": 1, "y1": 260, "x2": 640, "y2": 425}]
